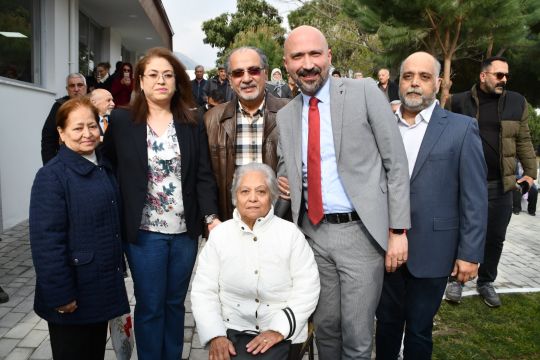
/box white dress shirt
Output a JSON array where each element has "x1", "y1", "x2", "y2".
[
  {"x1": 396, "y1": 100, "x2": 438, "y2": 177},
  {"x1": 301, "y1": 79, "x2": 354, "y2": 213}
]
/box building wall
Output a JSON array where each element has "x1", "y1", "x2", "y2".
[{"x1": 0, "y1": 0, "x2": 71, "y2": 231}]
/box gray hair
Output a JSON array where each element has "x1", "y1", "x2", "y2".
[
  {"x1": 66, "y1": 73, "x2": 86, "y2": 86},
  {"x1": 194, "y1": 65, "x2": 204, "y2": 72},
  {"x1": 399, "y1": 53, "x2": 441, "y2": 78},
  {"x1": 231, "y1": 163, "x2": 279, "y2": 206},
  {"x1": 225, "y1": 47, "x2": 269, "y2": 74}
]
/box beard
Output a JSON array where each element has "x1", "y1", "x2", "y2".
[
  {"x1": 293, "y1": 66, "x2": 328, "y2": 96},
  {"x1": 399, "y1": 87, "x2": 437, "y2": 112}
]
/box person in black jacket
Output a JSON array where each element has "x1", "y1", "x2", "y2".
[
  {"x1": 30, "y1": 97, "x2": 129, "y2": 360},
  {"x1": 377, "y1": 67, "x2": 400, "y2": 102},
  {"x1": 102, "y1": 47, "x2": 219, "y2": 360},
  {"x1": 41, "y1": 73, "x2": 87, "y2": 164}
]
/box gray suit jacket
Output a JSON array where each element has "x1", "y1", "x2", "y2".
[{"x1": 277, "y1": 77, "x2": 410, "y2": 250}]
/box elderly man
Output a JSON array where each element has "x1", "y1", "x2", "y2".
[
  {"x1": 191, "y1": 65, "x2": 208, "y2": 109},
  {"x1": 277, "y1": 25, "x2": 410, "y2": 359},
  {"x1": 378, "y1": 68, "x2": 400, "y2": 102},
  {"x1": 89, "y1": 88, "x2": 115, "y2": 135},
  {"x1": 445, "y1": 56, "x2": 538, "y2": 307},
  {"x1": 41, "y1": 73, "x2": 87, "y2": 164},
  {"x1": 375, "y1": 52, "x2": 487, "y2": 360},
  {"x1": 205, "y1": 47, "x2": 290, "y2": 220}
]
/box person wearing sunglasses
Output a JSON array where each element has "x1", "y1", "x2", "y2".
[
  {"x1": 204, "y1": 46, "x2": 291, "y2": 221},
  {"x1": 41, "y1": 73, "x2": 88, "y2": 164},
  {"x1": 445, "y1": 56, "x2": 537, "y2": 308}
]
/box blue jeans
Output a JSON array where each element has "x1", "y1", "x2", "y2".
[{"x1": 126, "y1": 230, "x2": 197, "y2": 360}]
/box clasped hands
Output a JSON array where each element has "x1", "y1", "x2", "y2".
[{"x1": 209, "y1": 330, "x2": 284, "y2": 360}]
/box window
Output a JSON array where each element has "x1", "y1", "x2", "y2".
[
  {"x1": 0, "y1": 0, "x2": 40, "y2": 84},
  {"x1": 79, "y1": 11, "x2": 102, "y2": 77}
]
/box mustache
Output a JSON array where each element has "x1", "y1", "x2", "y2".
[
  {"x1": 405, "y1": 88, "x2": 423, "y2": 95},
  {"x1": 496, "y1": 82, "x2": 506, "y2": 88},
  {"x1": 239, "y1": 83, "x2": 257, "y2": 90},
  {"x1": 297, "y1": 67, "x2": 321, "y2": 77}
]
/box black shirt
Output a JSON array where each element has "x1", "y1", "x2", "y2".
[{"x1": 477, "y1": 87, "x2": 501, "y2": 181}]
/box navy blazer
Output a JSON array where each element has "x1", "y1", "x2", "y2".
[
  {"x1": 407, "y1": 105, "x2": 488, "y2": 278},
  {"x1": 29, "y1": 146, "x2": 129, "y2": 324},
  {"x1": 102, "y1": 108, "x2": 218, "y2": 244}
]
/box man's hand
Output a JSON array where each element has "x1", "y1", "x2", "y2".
[
  {"x1": 451, "y1": 259, "x2": 479, "y2": 284},
  {"x1": 517, "y1": 175, "x2": 534, "y2": 188},
  {"x1": 209, "y1": 336, "x2": 236, "y2": 360},
  {"x1": 385, "y1": 232, "x2": 408, "y2": 272},
  {"x1": 246, "y1": 330, "x2": 284, "y2": 355},
  {"x1": 278, "y1": 176, "x2": 290, "y2": 200},
  {"x1": 208, "y1": 218, "x2": 222, "y2": 232},
  {"x1": 56, "y1": 300, "x2": 77, "y2": 314}
]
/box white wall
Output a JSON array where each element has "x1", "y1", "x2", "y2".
[
  {"x1": 0, "y1": 83, "x2": 55, "y2": 230},
  {"x1": 0, "y1": 0, "x2": 72, "y2": 230}
]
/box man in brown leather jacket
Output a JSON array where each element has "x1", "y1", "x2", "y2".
[{"x1": 204, "y1": 47, "x2": 290, "y2": 220}]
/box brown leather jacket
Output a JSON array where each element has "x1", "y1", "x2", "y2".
[{"x1": 204, "y1": 93, "x2": 290, "y2": 220}]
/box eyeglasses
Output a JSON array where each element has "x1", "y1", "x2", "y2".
[
  {"x1": 485, "y1": 72, "x2": 510, "y2": 80},
  {"x1": 68, "y1": 83, "x2": 85, "y2": 89},
  {"x1": 123, "y1": 68, "x2": 131, "y2": 72},
  {"x1": 230, "y1": 66, "x2": 264, "y2": 79},
  {"x1": 143, "y1": 72, "x2": 175, "y2": 82}
]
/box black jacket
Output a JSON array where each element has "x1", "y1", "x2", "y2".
[
  {"x1": 102, "y1": 109, "x2": 218, "y2": 243},
  {"x1": 41, "y1": 96, "x2": 69, "y2": 164}
]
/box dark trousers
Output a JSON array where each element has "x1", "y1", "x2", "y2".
[
  {"x1": 375, "y1": 266, "x2": 447, "y2": 360},
  {"x1": 512, "y1": 184, "x2": 538, "y2": 214},
  {"x1": 478, "y1": 182, "x2": 513, "y2": 285},
  {"x1": 48, "y1": 321, "x2": 107, "y2": 360}
]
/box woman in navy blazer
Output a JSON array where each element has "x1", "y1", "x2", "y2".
[
  {"x1": 102, "y1": 47, "x2": 219, "y2": 360},
  {"x1": 29, "y1": 97, "x2": 129, "y2": 360}
]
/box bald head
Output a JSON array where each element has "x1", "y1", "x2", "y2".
[
  {"x1": 90, "y1": 89, "x2": 115, "y2": 116},
  {"x1": 398, "y1": 52, "x2": 441, "y2": 115},
  {"x1": 283, "y1": 26, "x2": 331, "y2": 96}
]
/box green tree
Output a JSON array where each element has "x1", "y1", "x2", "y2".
[
  {"x1": 287, "y1": 0, "x2": 380, "y2": 76},
  {"x1": 227, "y1": 25, "x2": 284, "y2": 72},
  {"x1": 342, "y1": 0, "x2": 538, "y2": 105},
  {"x1": 202, "y1": 0, "x2": 285, "y2": 60}
]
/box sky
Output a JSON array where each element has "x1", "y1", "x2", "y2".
[{"x1": 161, "y1": 0, "x2": 299, "y2": 68}]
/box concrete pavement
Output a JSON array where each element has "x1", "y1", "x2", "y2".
[{"x1": 0, "y1": 207, "x2": 539, "y2": 359}]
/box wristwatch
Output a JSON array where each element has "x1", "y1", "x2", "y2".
[
  {"x1": 390, "y1": 228, "x2": 406, "y2": 235},
  {"x1": 205, "y1": 214, "x2": 218, "y2": 225}
]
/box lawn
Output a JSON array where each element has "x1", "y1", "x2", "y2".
[{"x1": 432, "y1": 292, "x2": 540, "y2": 359}]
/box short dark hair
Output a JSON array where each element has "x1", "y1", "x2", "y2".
[
  {"x1": 56, "y1": 97, "x2": 99, "y2": 129},
  {"x1": 332, "y1": 69, "x2": 341, "y2": 77},
  {"x1": 131, "y1": 47, "x2": 196, "y2": 125},
  {"x1": 481, "y1": 56, "x2": 508, "y2": 71}
]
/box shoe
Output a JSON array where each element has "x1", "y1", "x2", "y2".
[
  {"x1": 513, "y1": 210, "x2": 520, "y2": 215},
  {"x1": 528, "y1": 211, "x2": 536, "y2": 216},
  {"x1": 0, "y1": 286, "x2": 9, "y2": 304},
  {"x1": 445, "y1": 281, "x2": 463, "y2": 303},
  {"x1": 477, "y1": 283, "x2": 501, "y2": 307}
]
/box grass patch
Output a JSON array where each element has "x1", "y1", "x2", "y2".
[{"x1": 433, "y1": 292, "x2": 540, "y2": 359}]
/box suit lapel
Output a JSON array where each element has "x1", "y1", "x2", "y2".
[
  {"x1": 329, "y1": 78, "x2": 344, "y2": 163},
  {"x1": 174, "y1": 121, "x2": 189, "y2": 184},
  {"x1": 410, "y1": 105, "x2": 448, "y2": 183},
  {"x1": 291, "y1": 96, "x2": 303, "y2": 182}
]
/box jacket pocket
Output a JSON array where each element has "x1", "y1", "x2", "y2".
[
  {"x1": 433, "y1": 217, "x2": 459, "y2": 231},
  {"x1": 70, "y1": 251, "x2": 94, "y2": 265},
  {"x1": 70, "y1": 250, "x2": 97, "y2": 284}
]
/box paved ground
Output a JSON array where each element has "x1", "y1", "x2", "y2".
[{"x1": 0, "y1": 200, "x2": 539, "y2": 359}]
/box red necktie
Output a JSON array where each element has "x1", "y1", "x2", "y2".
[{"x1": 308, "y1": 97, "x2": 323, "y2": 225}]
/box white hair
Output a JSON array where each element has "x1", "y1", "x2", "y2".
[{"x1": 231, "y1": 163, "x2": 279, "y2": 206}]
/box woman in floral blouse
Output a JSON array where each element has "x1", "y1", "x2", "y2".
[{"x1": 103, "y1": 47, "x2": 219, "y2": 360}]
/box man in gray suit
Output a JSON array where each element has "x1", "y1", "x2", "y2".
[{"x1": 276, "y1": 25, "x2": 411, "y2": 359}]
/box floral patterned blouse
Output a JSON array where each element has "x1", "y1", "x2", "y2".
[{"x1": 139, "y1": 121, "x2": 187, "y2": 234}]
